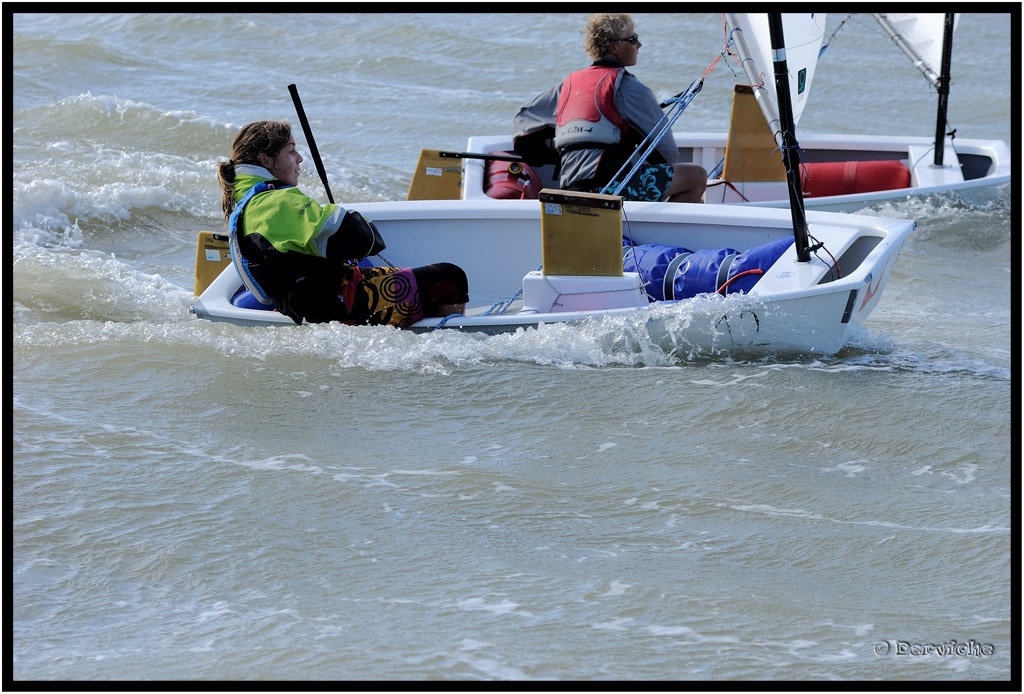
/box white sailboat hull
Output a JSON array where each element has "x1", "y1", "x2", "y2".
[
  {"x1": 689, "y1": 132, "x2": 1011, "y2": 211},
  {"x1": 190, "y1": 198, "x2": 914, "y2": 356}
]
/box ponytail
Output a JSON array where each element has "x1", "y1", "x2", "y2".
[{"x1": 217, "y1": 158, "x2": 236, "y2": 223}]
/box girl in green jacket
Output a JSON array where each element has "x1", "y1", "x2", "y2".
[{"x1": 217, "y1": 120, "x2": 468, "y2": 327}]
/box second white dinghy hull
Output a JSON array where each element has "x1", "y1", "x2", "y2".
[{"x1": 460, "y1": 132, "x2": 1011, "y2": 213}]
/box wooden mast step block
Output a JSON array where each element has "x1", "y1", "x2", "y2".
[{"x1": 539, "y1": 189, "x2": 623, "y2": 276}]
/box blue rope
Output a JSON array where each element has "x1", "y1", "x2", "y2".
[
  {"x1": 431, "y1": 264, "x2": 538, "y2": 329},
  {"x1": 431, "y1": 284, "x2": 526, "y2": 330},
  {"x1": 432, "y1": 312, "x2": 463, "y2": 330},
  {"x1": 708, "y1": 156, "x2": 725, "y2": 179},
  {"x1": 483, "y1": 286, "x2": 524, "y2": 317},
  {"x1": 482, "y1": 263, "x2": 539, "y2": 317}
]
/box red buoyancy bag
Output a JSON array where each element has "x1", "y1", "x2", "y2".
[
  {"x1": 801, "y1": 160, "x2": 910, "y2": 198},
  {"x1": 484, "y1": 152, "x2": 541, "y2": 200}
]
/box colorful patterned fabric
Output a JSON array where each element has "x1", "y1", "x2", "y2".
[
  {"x1": 596, "y1": 162, "x2": 674, "y2": 202},
  {"x1": 340, "y1": 265, "x2": 423, "y2": 328}
]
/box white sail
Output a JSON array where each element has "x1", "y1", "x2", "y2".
[
  {"x1": 724, "y1": 13, "x2": 827, "y2": 146},
  {"x1": 873, "y1": 13, "x2": 960, "y2": 88}
]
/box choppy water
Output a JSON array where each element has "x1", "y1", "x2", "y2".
[{"x1": 12, "y1": 11, "x2": 1015, "y2": 683}]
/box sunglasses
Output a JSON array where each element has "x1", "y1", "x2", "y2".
[{"x1": 614, "y1": 34, "x2": 639, "y2": 45}]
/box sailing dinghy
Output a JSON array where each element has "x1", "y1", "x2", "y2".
[
  {"x1": 421, "y1": 13, "x2": 1009, "y2": 212},
  {"x1": 190, "y1": 14, "x2": 915, "y2": 357},
  {"x1": 702, "y1": 12, "x2": 1011, "y2": 209}
]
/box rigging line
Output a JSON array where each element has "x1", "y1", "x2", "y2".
[
  {"x1": 721, "y1": 16, "x2": 742, "y2": 63},
  {"x1": 484, "y1": 291, "x2": 521, "y2": 316},
  {"x1": 602, "y1": 78, "x2": 702, "y2": 197},
  {"x1": 621, "y1": 204, "x2": 636, "y2": 248},
  {"x1": 717, "y1": 269, "x2": 763, "y2": 295},
  {"x1": 707, "y1": 156, "x2": 725, "y2": 179},
  {"x1": 821, "y1": 14, "x2": 855, "y2": 50},
  {"x1": 718, "y1": 30, "x2": 744, "y2": 81},
  {"x1": 722, "y1": 180, "x2": 752, "y2": 203},
  {"x1": 658, "y1": 49, "x2": 727, "y2": 108},
  {"x1": 809, "y1": 234, "x2": 840, "y2": 280},
  {"x1": 699, "y1": 49, "x2": 726, "y2": 81},
  {"x1": 605, "y1": 49, "x2": 726, "y2": 197},
  {"x1": 482, "y1": 271, "x2": 535, "y2": 316},
  {"x1": 432, "y1": 311, "x2": 468, "y2": 329},
  {"x1": 620, "y1": 207, "x2": 651, "y2": 298}
]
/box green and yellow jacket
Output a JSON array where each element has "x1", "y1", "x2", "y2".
[{"x1": 229, "y1": 164, "x2": 381, "y2": 324}]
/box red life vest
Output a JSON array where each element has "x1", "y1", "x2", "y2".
[{"x1": 554, "y1": 66, "x2": 628, "y2": 151}]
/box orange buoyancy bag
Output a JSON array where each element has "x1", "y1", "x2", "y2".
[
  {"x1": 801, "y1": 160, "x2": 911, "y2": 198},
  {"x1": 484, "y1": 152, "x2": 541, "y2": 200}
]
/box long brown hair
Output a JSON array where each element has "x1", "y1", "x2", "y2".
[{"x1": 217, "y1": 120, "x2": 292, "y2": 223}]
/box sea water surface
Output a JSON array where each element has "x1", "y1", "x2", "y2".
[{"x1": 11, "y1": 11, "x2": 1015, "y2": 683}]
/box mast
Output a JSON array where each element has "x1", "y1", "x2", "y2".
[
  {"x1": 933, "y1": 13, "x2": 955, "y2": 166},
  {"x1": 767, "y1": 14, "x2": 811, "y2": 263},
  {"x1": 872, "y1": 13, "x2": 957, "y2": 167}
]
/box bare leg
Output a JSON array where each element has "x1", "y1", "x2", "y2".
[{"x1": 665, "y1": 163, "x2": 708, "y2": 203}]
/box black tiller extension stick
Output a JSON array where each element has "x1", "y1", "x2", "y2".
[{"x1": 288, "y1": 83, "x2": 335, "y2": 204}]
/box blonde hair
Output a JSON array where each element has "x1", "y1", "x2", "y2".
[
  {"x1": 216, "y1": 120, "x2": 292, "y2": 223},
  {"x1": 582, "y1": 13, "x2": 634, "y2": 61}
]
